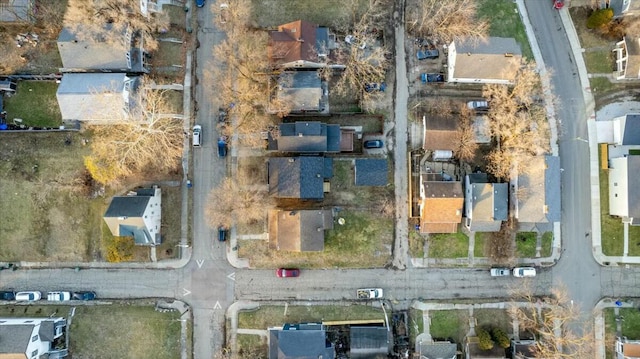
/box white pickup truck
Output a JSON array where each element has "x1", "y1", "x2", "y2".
[{"x1": 357, "y1": 288, "x2": 384, "y2": 299}]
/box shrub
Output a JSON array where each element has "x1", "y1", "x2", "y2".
[
  {"x1": 105, "y1": 236, "x2": 134, "y2": 262},
  {"x1": 492, "y1": 328, "x2": 511, "y2": 348},
  {"x1": 477, "y1": 327, "x2": 494, "y2": 350},
  {"x1": 587, "y1": 8, "x2": 614, "y2": 29}
]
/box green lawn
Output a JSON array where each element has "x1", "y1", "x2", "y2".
[
  {"x1": 238, "y1": 305, "x2": 384, "y2": 329},
  {"x1": 408, "y1": 308, "x2": 424, "y2": 341},
  {"x1": 428, "y1": 230, "x2": 469, "y2": 258},
  {"x1": 237, "y1": 334, "x2": 267, "y2": 359},
  {"x1": 429, "y1": 310, "x2": 469, "y2": 343},
  {"x1": 600, "y1": 163, "x2": 624, "y2": 256},
  {"x1": 604, "y1": 307, "x2": 640, "y2": 339},
  {"x1": 409, "y1": 230, "x2": 426, "y2": 258},
  {"x1": 3, "y1": 81, "x2": 62, "y2": 127},
  {"x1": 584, "y1": 51, "x2": 614, "y2": 74},
  {"x1": 474, "y1": 232, "x2": 487, "y2": 258},
  {"x1": 477, "y1": 0, "x2": 533, "y2": 60},
  {"x1": 516, "y1": 232, "x2": 537, "y2": 257},
  {"x1": 250, "y1": 0, "x2": 372, "y2": 28},
  {"x1": 541, "y1": 231, "x2": 553, "y2": 257},
  {"x1": 628, "y1": 226, "x2": 640, "y2": 256}
]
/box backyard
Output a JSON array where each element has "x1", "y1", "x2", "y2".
[
  {"x1": 250, "y1": 0, "x2": 375, "y2": 29},
  {"x1": 3, "y1": 81, "x2": 63, "y2": 127},
  {"x1": 477, "y1": 0, "x2": 533, "y2": 60}
]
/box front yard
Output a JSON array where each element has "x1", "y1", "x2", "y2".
[
  {"x1": 477, "y1": 0, "x2": 533, "y2": 60},
  {"x1": 428, "y1": 230, "x2": 469, "y2": 258}
]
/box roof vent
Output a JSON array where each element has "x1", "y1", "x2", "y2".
[{"x1": 288, "y1": 158, "x2": 295, "y2": 163}]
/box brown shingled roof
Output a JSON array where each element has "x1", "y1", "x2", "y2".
[{"x1": 268, "y1": 20, "x2": 318, "y2": 65}]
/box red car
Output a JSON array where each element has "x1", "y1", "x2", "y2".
[
  {"x1": 276, "y1": 268, "x2": 300, "y2": 278},
  {"x1": 553, "y1": 0, "x2": 564, "y2": 9}
]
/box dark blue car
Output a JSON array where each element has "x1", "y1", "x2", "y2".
[
  {"x1": 196, "y1": 0, "x2": 205, "y2": 8},
  {"x1": 218, "y1": 137, "x2": 227, "y2": 157},
  {"x1": 72, "y1": 291, "x2": 96, "y2": 301}
]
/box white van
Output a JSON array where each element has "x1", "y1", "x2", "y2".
[{"x1": 193, "y1": 125, "x2": 202, "y2": 147}]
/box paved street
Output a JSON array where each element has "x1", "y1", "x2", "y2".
[{"x1": 0, "y1": 2, "x2": 635, "y2": 359}]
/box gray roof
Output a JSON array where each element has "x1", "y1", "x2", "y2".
[
  {"x1": 620, "y1": 114, "x2": 640, "y2": 145},
  {"x1": 355, "y1": 159, "x2": 388, "y2": 186},
  {"x1": 276, "y1": 122, "x2": 341, "y2": 153},
  {"x1": 56, "y1": 73, "x2": 137, "y2": 121},
  {"x1": 0, "y1": 324, "x2": 32, "y2": 354},
  {"x1": 269, "y1": 327, "x2": 335, "y2": 359},
  {"x1": 545, "y1": 156, "x2": 561, "y2": 222},
  {"x1": 349, "y1": 327, "x2": 389, "y2": 359},
  {"x1": 104, "y1": 196, "x2": 151, "y2": 218},
  {"x1": 628, "y1": 156, "x2": 640, "y2": 218},
  {"x1": 38, "y1": 320, "x2": 56, "y2": 342},
  {"x1": 418, "y1": 341, "x2": 458, "y2": 359},
  {"x1": 268, "y1": 157, "x2": 327, "y2": 199},
  {"x1": 608, "y1": 0, "x2": 640, "y2": 16},
  {"x1": 467, "y1": 174, "x2": 508, "y2": 232}
]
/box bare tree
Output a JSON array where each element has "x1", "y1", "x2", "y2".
[
  {"x1": 455, "y1": 104, "x2": 479, "y2": 162},
  {"x1": 406, "y1": 0, "x2": 489, "y2": 43},
  {"x1": 509, "y1": 285, "x2": 596, "y2": 358},
  {"x1": 482, "y1": 64, "x2": 550, "y2": 180},
  {"x1": 487, "y1": 218, "x2": 515, "y2": 265},
  {"x1": 205, "y1": 177, "x2": 275, "y2": 229},
  {"x1": 84, "y1": 88, "x2": 184, "y2": 185},
  {"x1": 64, "y1": 0, "x2": 169, "y2": 52}
]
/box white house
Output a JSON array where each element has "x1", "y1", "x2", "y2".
[
  {"x1": 447, "y1": 37, "x2": 522, "y2": 85},
  {"x1": 0, "y1": 317, "x2": 67, "y2": 359},
  {"x1": 103, "y1": 186, "x2": 162, "y2": 246},
  {"x1": 56, "y1": 73, "x2": 139, "y2": 123},
  {"x1": 609, "y1": 156, "x2": 640, "y2": 225},
  {"x1": 613, "y1": 36, "x2": 640, "y2": 80},
  {"x1": 616, "y1": 337, "x2": 640, "y2": 359}
]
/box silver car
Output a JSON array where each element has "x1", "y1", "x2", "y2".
[{"x1": 15, "y1": 291, "x2": 41, "y2": 301}]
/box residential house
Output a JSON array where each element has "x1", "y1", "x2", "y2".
[
  {"x1": 268, "y1": 323, "x2": 335, "y2": 359},
  {"x1": 464, "y1": 173, "x2": 508, "y2": 232},
  {"x1": 513, "y1": 156, "x2": 561, "y2": 231},
  {"x1": 609, "y1": 155, "x2": 640, "y2": 224},
  {"x1": 465, "y1": 336, "x2": 507, "y2": 359},
  {"x1": 276, "y1": 71, "x2": 327, "y2": 113},
  {"x1": 268, "y1": 20, "x2": 334, "y2": 68},
  {"x1": 56, "y1": 73, "x2": 139, "y2": 123},
  {"x1": 139, "y1": 0, "x2": 182, "y2": 16},
  {"x1": 103, "y1": 187, "x2": 162, "y2": 246},
  {"x1": 597, "y1": 114, "x2": 640, "y2": 145},
  {"x1": 355, "y1": 159, "x2": 388, "y2": 186},
  {"x1": 417, "y1": 341, "x2": 458, "y2": 359},
  {"x1": 616, "y1": 337, "x2": 640, "y2": 359},
  {"x1": 267, "y1": 157, "x2": 333, "y2": 200},
  {"x1": 57, "y1": 24, "x2": 147, "y2": 73},
  {"x1": 602, "y1": 0, "x2": 640, "y2": 17},
  {"x1": 268, "y1": 209, "x2": 334, "y2": 252},
  {"x1": 268, "y1": 121, "x2": 341, "y2": 153},
  {"x1": 447, "y1": 37, "x2": 522, "y2": 85},
  {"x1": 423, "y1": 114, "x2": 458, "y2": 151},
  {"x1": 419, "y1": 173, "x2": 464, "y2": 234},
  {"x1": 349, "y1": 326, "x2": 389, "y2": 359},
  {"x1": 0, "y1": 317, "x2": 68, "y2": 359},
  {"x1": 511, "y1": 339, "x2": 537, "y2": 359},
  {"x1": 613, "y1": 37, "x2": 640, "y2": 80},
  {"x1": 0, "y1": 0, "x2": 33, "y2": 22}
]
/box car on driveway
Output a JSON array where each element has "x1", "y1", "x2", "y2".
[
  {"x1": 276, "y1": 268, "x2": 300, "y2": 278},
  {"x1": 421, "y1": 73, "x2": 444, "y2": 83},
  {"x1": 467, "y1": 100, "x2": 489, "y2": 111},
  {"x1": 364, "y1": 139, "x2": 384, "y2": 149},
  {"x1": 0, "y1": 291, "x2": 15, "y2": 300},
  {"x1": 47, "y1": 291, "x2": 72, "y2": 301},
  {"x1": 513, "y1": 267, "x2": 536, "y2": 277},
  {"x1": 416, "y1": 49, "x2": 439, "y2": 60},
  {"x1": 365, "y1": 82, "x2": 386, "y2": 92},
  {"x1": 490, "y1": 268, "x2": 510, "y2": 277},
  {"x1": 15, "y1": 291, "x2": 41, "y2": 301},
  {"x1": 72, "y1": 291, "x2": 96, "y2": 301}
]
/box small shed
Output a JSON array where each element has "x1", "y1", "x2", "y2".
[{"x1": 355, "y1": 159, "x2": 388, "y2": 186}]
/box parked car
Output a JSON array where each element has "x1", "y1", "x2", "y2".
[
  {"x1": 218, "y1": 226, "x2": 228, "y2": 242},
  {"x1": 193, "y1": 125, "x2": 202, "y2": 147},
  {"x1": 416, "y1": 49, "x2": 439, "y2": 60},
  {"x1": 196, "y1": 0, "x2": 205, "y2": 8},
  {"x1": 219, "y1": 3, "x2": 229, "y2": 23},
  {"x1": 357, "y1": 288, "x2": 384, "y2": 299},
  {"x1": 47, "y1": 291, "x2": 72, "y2": 302},
  {"x1": 217, "y1": 136, "x2": 227, "y2": 157},
  {"x1": 553, "y1": 0, "x2": 564, "y2": 9},
  {"x1": 513, "y1": 267, "x2": 536, "y2": 277},
  {"x1": 467, "y1": 100, "x2": 489, "y2": 111},
  {"x1": 276, "y1": 268, "x2": 300, "y2": 278},
  {"x1": 365, "y1": 82, "x2": 386, "y2": 92},
  {"x1": 72, "y1": 291, "x2": 96, "y2": 301},
  {"x1": 15, "y1": 291, "x2": 41, "y2": 301},
  {"x1": 490, "y1": 268, "x2": 510, "y2": 277},
  {"x1": 0, "y1": 291, "x2": 15, "y2": 300},
  {"x1": 421, "y1": 73, "x2": 444, "y2": 83},
  {"x1": 364, "y1": 139, "x2": 384, "y2": 149}
]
